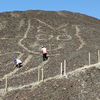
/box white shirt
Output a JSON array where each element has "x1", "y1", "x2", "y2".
[{"x1": 16, "y1": 59, "x2": 22, "y2": 64}]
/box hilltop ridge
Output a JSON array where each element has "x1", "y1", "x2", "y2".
[{"x1": 0, "y1": 10, "x2": 100, "y2": 100}]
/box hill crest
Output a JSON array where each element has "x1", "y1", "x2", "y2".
[{"x1": 0, "y1": 10, "x2": 100, "y2": 100}]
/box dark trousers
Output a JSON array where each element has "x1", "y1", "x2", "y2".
[
  {"x1": 16, "y1": 63, "x2": 22, "y2": 68},
  {"x1": 43, "y1": 53, "x2": 47, "y2": 61}
]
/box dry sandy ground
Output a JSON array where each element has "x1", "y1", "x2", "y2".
[{"x1": 0, "y1": 10, "x2": 100, "y2": 100}]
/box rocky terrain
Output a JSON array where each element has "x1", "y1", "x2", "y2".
[{"x1": 0, "y1": 10, "x2": 100, "y2": 100}]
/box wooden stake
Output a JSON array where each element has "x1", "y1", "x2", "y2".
[
  {"x1": 38, "y1": 68, "x2": 40, "y2": 82},
  {"x1": 61, "y1": 62, "x2": 62, "y2": 76},
  {"x1": 64, "y1": 60, "x2": 66, "y2": 76},
  {"x1": 98, "y1": 50, "x2": 99, "y2": 63},
  {"x1": 89, "y1": 52, "x2": 90, "y2": 65},
  {"x1": 5, "y1": 77, "x2": 7, "y2": 92},
  {"x1": 42, "y1": 68, "x2": 43, "y2": 81}
]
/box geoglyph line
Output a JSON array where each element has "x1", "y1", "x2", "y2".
[
  {"x1": 3, "y1": 52, "x2": 24, "y2": 67},
  {"x1": 33, "y1": 18, "x2": 73, "y2": 51},
  {"x1": 56, "y1": 11, "x2": 66, "y2": 17},
  {"x1": 56, "y1": 28, "x2": 72, "y2": 41},
  {"x1": 56, "y1": 23, "x2": 69, "y2": 30},
  {"x1": 57, "y1": 11, "x2": 100, "y2": 27},
  {"x1": 0, "y1": 53, "x2": 24, "y2": 81},
  {"x1": 0, "y1": 16, "x2": 99, "y2": 98},
  {"x1": 1, "y1": 18, "x2": 71, "y2": 81},
  {"x1": 34, "y1": 18, "x2": 54, "y2": 30},
  {"x1": 18, "y1": 19, "x2": 31, "y2": 52},
  {"x1": 18, "y1": 19, "x2": 40, "y2": 54},
  {"x1": 8, "y1": 57, "x2": 49, "y2": 79},
  {"x1": 65, "y1": 62, "x2": 100, "y2": 78},
  {"x1": 0, "y1": 51, "x2": 20, "y2": 56},
  {"x1": 0, "y1": 53, "x2": 32, "y2": 81},
  {"x1": 33, "y1": 18, "x2": 67, "y2": 51},
  {"x1": 33, "y1": 14, "x2": 85, "y2": 52},
  {"x1": 34, "y1": 18, "x2": 69, "y2": 31},
  {"x1": 57, "y1": 35, "x2": 72, "y2": 40},
  {"x1": 0, "y1": 19, "x2": 85, "y2": 83},
  {"x1": 0, "y1": 52, "x2": 23, "y2": 70},
  {"x1": 1, "y1": 62, "x2": 100, "y2": 94},
  {"x1": 17, "y1": 53, "x2": 24, "y2": 59},
  {"x1": 22, "y1": 54, "x2": 32, "y2": 66},
  {"x1": 74, "y1": 25, "x2": 85, "y2": 51},
  {"x1": 36, "y1": 34, "x2": 53, "y2": 41},
  {"x1": 0, "y1": 18, "x2": 89, "y2": 95},
  {"x1": 3, "y1": 75, "x2": 61, "y2": 93},
  {"x1": 0, "y1": 56, "x2": 49, "y2": 81},
  {"x1": 0, "y1": 58, "x2": 50, "y2": 95}
]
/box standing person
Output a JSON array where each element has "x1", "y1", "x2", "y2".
[
  {"x1": 13, "y1": 59, "x2": 22, "y2": 68},
  {"x1": 41, "y1": 46, "x2": 48, "y2": 62}
]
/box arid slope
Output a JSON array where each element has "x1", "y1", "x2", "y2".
[{"x1": 0, "y1": 10, "x2": 100, "y2": 100}]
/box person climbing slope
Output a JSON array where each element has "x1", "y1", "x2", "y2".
[
  {"x1": 41, "y1": 46, "x2": 48, "y2": 62},
  {"x1": 13, "y1": 59, "x2": 22, "y2": 68}
]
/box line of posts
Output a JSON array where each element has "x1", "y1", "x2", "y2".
[
  {"x1": 4, "y1": 50, "x2": 100, "y2": 92},
  {"x1": 61, "y1": 50, "x2": 100, "y2": 76}
]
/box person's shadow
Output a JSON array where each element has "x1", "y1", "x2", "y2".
[{"x1": 46, "y1": 56, "x2": 48, "y2": 60}]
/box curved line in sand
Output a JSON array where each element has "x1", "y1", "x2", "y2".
[
  {"x1": 74, "y1": 25, "x2": 85, "y2": 51},
  {"x1": 1, "y1": 62, "x2": 99, "y2": 94},
  {"x1": 18, "y1": 19, "x2": 40, "y2": 54}
]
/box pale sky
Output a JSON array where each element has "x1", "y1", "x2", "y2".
[{"x1": 0, "y1": 0, "x2": 100, "y2": 19}]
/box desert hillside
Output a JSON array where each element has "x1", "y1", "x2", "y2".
[{"x1": 0, "y1": 10, "x2": 100, "y2": 100}]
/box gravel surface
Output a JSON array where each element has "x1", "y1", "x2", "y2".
[{"x1": 0, "y1": 10, "x2": 100, "y2": 100}]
